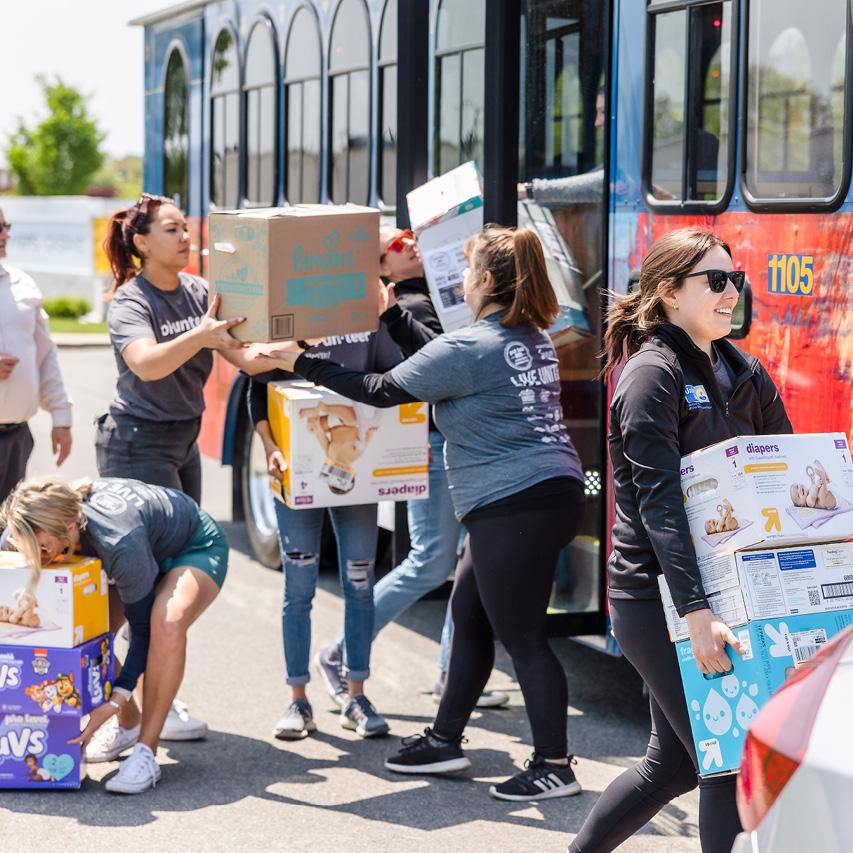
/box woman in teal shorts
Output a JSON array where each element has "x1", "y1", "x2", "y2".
[{"x1": 0, "y1": 476, "x2": 228, "y2": 794}]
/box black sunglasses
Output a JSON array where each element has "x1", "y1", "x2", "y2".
[{"x1": 683, "y1": 269, "x2": 745, "y2": 293}]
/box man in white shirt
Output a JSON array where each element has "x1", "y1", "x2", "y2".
[{"x1": 0, "y1": 207, "x2": 72, "y2": 502}]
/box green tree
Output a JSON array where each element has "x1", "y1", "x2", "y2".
[{"x1": 6, "y1": 76, "x2": 105, "y2": 195}]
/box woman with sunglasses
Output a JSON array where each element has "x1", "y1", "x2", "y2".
[{"x1": 569, "y1": 229, "x2": 791, "y2": 853}]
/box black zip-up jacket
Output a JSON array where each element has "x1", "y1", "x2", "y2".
[{"x1": 608, "y1": 323, "x2": 792, "y2": 617}]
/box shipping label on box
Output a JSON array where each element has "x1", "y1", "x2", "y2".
[
  {"x1": 681, "y1": 433, "x2": 853, "y2": 558},
  {"x1": 209, "y1": 204, "x2": 379, "y2": 342},
  {"x1": 658, "y1": 575, "x2": 749, "y2": 643},
  {"x1": 0, "y1": 634, "x2": 113, "y2": 718},
  {"x1": 0, "y1": 554, "x2": 108, "y2": 648},
  {"x1": 677, "y1": 609, "x2": 853, "y2": 776},
  {"x1": 268, "y1": 381, "x2": 429, "y2": 509},
  {"x1": 0, "y1": 713, "x2": 84, "y2": 789}
]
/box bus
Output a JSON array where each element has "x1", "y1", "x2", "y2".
[{"x1": 130, "y1": 0, "x2": 853, "y2": 646}]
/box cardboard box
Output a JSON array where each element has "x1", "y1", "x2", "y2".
[
  {"x1": 268, "y1": 381, "x2": 429, "y2": 509},
  {"x1": 658, "y1": 575, "x2": 749, "y2": 643},
  {"x1": 0, "y1": 634, "x2": 113, "y2": 718},
  {"x1": 0, "y1": 714, "x2": 85, "y2": 789},
  {"x1": 407, "y1": 162, "x2": 481, "y2": 332},
  {"x1": 209, "y1": 204, "x2": 380, "y2": 342},
  {"x1": 677, "y1": 609, "x2": 853, "y2": 776},
  {"x1": 681, "y1": 433, "x2": 853, "y2": 560},
  {"x1": 0, "y1": 554, "x2": 108, "y2": 648}
]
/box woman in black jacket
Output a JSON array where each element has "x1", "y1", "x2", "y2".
[{"x1": 569, "y1": 229, "x2": 791, "y2": 853}]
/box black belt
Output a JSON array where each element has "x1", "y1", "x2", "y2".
[{"x1": 0, "y1": 423, "x2": 24, "y2": 433}]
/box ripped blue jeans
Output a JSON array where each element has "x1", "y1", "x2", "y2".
[{"x1": 274, "y1": 500, "x2": 378, "y2": 685}]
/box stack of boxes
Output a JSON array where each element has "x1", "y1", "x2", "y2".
[
  {"x1": 662, "y1": 433, "x2": 853, "y2": 775},
  {"x1": 0, "y1": 553, "x2": 113, "y2": 789}
]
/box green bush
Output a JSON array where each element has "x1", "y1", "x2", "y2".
[{"x1": 43, "y1": 296, "x2": 91, "y2": 319}]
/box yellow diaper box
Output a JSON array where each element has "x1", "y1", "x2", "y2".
[
  {"x1": 0, "y1": 553, "x2": 108, "y2": 648},
  {"x1": 268, "y1": 381, "x2": 429, "y2": 509},
  {"x1": 680, "y1": 433, "x2": 853, "y2": 561},
  {"x1": 208, "y1": 204, "x2": 379, "y2": 343}
]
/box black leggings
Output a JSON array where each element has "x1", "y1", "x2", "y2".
[
  {"x1": 434, "y1": 477, "x2": 584, "y2": 760},
  {"x1": 569, "y1": 597, "x2": 742, "y2": 853}
]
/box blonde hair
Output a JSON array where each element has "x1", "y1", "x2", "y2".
[
  {"x1": 0, "y1": 478, "x2": 92, "y2": 593},
  {"x1": 601, "y1": 229, "x2": 732, "y2": 379}
]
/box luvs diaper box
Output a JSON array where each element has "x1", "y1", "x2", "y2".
[
  {"x1": 680, "y1": 433, "x2": 853, "y2": 561},
  {"x1": 0, "y1": 553, "x2": 108, "y2": 648},
  {"x1": 677, "y1": 609, "x2": 853, "y2": 776},
  {"x1": 268, "y1": 381, "x2": 429, "y2": 509},
  {"x1": 0, "y1": 714, "x2": 85, "y2": 789},
  {"x1": 208, "y1": 204, "x2": 379, "y2": 342}
]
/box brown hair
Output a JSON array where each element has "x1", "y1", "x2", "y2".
[
  {"x1": 464, "y1": 225, "x2": 557, "y2": 329},
  {"x1": 601, "y1": 228, "x2": 732, "y2": 380},
  {"x1": 104, "y1": 193, "x2": 173, "y2": 290}
]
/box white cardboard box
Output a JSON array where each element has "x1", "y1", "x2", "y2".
[
  {"x1": 681, "y1": 433, "x2": 853, "y2": 559},
  {"x1": 658, "y1": 574, "x2": 749, "y2": 643},
  {"x1": 268, "y1": 381, "x2": 429, "y2": 509}
]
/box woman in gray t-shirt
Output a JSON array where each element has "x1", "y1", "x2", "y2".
[{"x1": 253, "y1": 226, "x2": 587, "y2": 802}]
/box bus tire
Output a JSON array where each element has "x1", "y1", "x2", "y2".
[{"x1": 238, "y1": 421, "x2": 282, "y2": 569}]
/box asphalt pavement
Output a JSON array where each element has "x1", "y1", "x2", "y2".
[{"x1": 1, "y1": 345, "x2": 701, "y2": 853}]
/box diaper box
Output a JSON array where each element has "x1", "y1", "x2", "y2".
[
  {"x1": 677, "y1": 609, "x2": 853, "y2": 776},
  {"x1": 0, "y1": 714, "x2": 85, "y2": 789},
  {"x1": 268, "y1": 381, "x2": 429, "y2": 509},
  {"x1": 0, "y1": 634, "x2": 114, "y2": 718},
  {"x1": 0, "y1": 554, "x2": 108, "y2": 648},
  {"x1": 681, "y1": 433, "x2": 853, "y2": 560},
  {"x1": 208, "y1": 204, "x2": 379, "y2": 342},
  {"x1": 658, "y1": 575, "x2": 749, "y2": 643}
]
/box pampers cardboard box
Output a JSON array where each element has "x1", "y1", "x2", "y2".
[
  {"x1": 0, "y1": 553, "x2": 108, "y2": 649},
  {"x1": 209, "y1": 205, "x2": 379, "y2": 343},
  {"x1": 680, "y1": 433, "x2": 853, "y2": 562},
  {"x1": 268, "y1": 381, "x2": 429, "y2": 509},
  {"x1": 677, "y1": 609, "x2": 853, "y2": 776}
]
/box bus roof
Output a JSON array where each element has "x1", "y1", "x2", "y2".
[{"x1": 129, "y1": 0, "x2": 210, "y2": 27}]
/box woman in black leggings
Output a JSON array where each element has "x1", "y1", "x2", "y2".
[
  {"x1": 250, "y1": 225, "x2": 586, "y2": 801},
  {"x1": 571, "y1": 229, "x2": 791, "y2": 853}
]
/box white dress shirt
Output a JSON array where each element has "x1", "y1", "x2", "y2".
[{"x1": 0, "y1": 263, "x2": 72, "y2": 427}]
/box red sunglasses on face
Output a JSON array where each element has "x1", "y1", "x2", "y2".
[{"x1": 380, "y1": 229, "x2": 415, "y2": 262}]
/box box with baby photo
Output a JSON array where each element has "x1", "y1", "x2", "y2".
[
  {"x1": 680, "y1": 433, "x2": 853, "y2": 562},
  {"x1": 0, "y1": 713, "x2": 85, "y2": 789},
  {"x1": 0, "y1": 553, "x2": 108, "y2": 649},
  {"x1": 268, "y1": 381, "x2": 430, "y2": 509}
]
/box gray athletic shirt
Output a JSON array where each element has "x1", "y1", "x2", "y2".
[
  {"x1": 388, "y1": 313, "x2": 584, "y2": 518},
  {"x1": 108, "y1": 274, "x2": 213, "y2": 421}
]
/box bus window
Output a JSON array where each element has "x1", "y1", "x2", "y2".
[
  {"x1": 329, "y1": 0, "x2": 371, "y2": 204},
  {"x1": 210, "y1": 28, "x2": 240, "y2": 210},
  {"x1": 284, "y1": 8, "x2": 322, "y2": 204},
  {"x1": 645, "y1": 1, "x2": 734, "y2": 209},
  {"x1": 434, "y1": 0, "x2": 485, "y2": 175},
  {"x1": 243, "y1": 19, "x2": 278, "y2": 206},
  {"x1": 744, "y1": 0, "x2": 850, "y2": 206},
  {"x1": 163, "y1": 48, "x2": 189, "y2": 209},
  {"x1": 378, "y1": 0, "x2": 397, "y2": 207}
]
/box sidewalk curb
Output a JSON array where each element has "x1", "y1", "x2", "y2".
[{"x1": 54, "y1": 333, "x2": 111, "y2": 347}]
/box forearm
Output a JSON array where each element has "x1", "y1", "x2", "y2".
[
  {"x1": 294, "y1": 354, "x2": 420, "y2": 407},
  {"x1": 125, "y1": 328, "x2": 205, "y2": 382},
  {"x1": 255, "y1": 419, "x2": 277, "y2": 452}
]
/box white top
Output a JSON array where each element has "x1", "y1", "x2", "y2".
[{"x1": 0, "y1": 264, "x2": 72, "y2": 427}]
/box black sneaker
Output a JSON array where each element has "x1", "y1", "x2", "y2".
[
  {"x1": 489, "y1": 754, "x2": 581, "y2": 801},
  {"x1": 315, "y1": 643, "x2": 348, "y2": 708},
  {"x1": 340, "y1": 693, "x2": 390, "y2": 738},
  {"x1": 385, "y1": 728, "x2": 471, "y2": 775}
]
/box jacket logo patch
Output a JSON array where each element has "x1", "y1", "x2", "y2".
[{"x1": 684, "y1": 384, "x2": 712, "y2": 411}]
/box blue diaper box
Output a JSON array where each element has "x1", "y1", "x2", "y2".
[
  {"x1": 676, "y1": 609, "x2": 853, "y2": 777},
  {"x1": 0, "y1": 714, "x2": 85, "y2": 789}
]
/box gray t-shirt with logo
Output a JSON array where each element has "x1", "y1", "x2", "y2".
[
  {"x1": 388, "y1": 313, "x2": 584, "y2": 518},
  {"x1": 107, "y1": 274, "x2": 213, "y2": 421}
]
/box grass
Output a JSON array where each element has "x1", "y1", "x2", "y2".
[{"x1": 48, "y1": 317, "x2": 109, "y2": 335}]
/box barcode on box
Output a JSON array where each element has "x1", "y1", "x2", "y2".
[
  {"x1": 821, "y1": 581, "x2": 853, "y2": 599},
  {"x1": 271, "y1": 314, "x2": 295, "y2": 340},
  {"x1": 792, "y1": 629, "x2": 827, "y2": 664}
]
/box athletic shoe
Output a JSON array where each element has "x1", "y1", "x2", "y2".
[
  {"x1": 432, "y1": 676, "x2": 511, "y2": 709},
  {"x1": 104, "y1": 743, "x2": 162, "y2": 794},
  {"x1": 273, "y1": 699, "x2": 317, "y2": 740},
  {"x1": 315, "y1": 643, "x2": 348, "y2": 708},
  {"x1": 488, "y1": 754, "x2": 581, "y2": 801},
  {"x1": 340, "y1": 694, "x2": 390, "y2": 738},
  {"x1": 384, "y1": 728, "x2": 471, "y2": 774},
  {"x1": 84, "y1": 717, "x2": 141, "y2": 763},
  {"x1": 159, "y1": 699, "x2": 208, "y2": 741}
]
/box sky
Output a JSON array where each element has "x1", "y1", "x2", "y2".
[{"x1": 1, "y1": 0, "x2": 171, "y2": 166}]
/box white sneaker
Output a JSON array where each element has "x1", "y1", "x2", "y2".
[
  {"x1": 84, "y1": 717, "x2": 141, "y2": 763},
  {"x1": 105, "y1": 743, "x2": 162, "y2": 794},
  {"x1": 159, "y1": 699, "x2": 208, "y2": 741}
]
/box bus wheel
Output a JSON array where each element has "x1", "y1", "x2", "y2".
[{"x1": 240, "y1": 426, "x2": 282, "y2": 569}]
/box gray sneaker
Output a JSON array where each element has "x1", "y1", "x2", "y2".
[
  {"x1": 315, "y1": 643, "x2": 348, "y2": 708},
  {"x1": 340, "y1": 694, "x2": 390, "y2": 738},
  {"x1": 273, "y1": 699, "x2": 317, "y2": 740}
]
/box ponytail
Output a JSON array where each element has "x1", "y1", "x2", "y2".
[{"x1": 600, "y1": 290, "x2": 649, "y2": 381}]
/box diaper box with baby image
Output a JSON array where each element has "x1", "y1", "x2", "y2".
[
  {"x1": 0, "y1": 713, "x2": 85, "y2": 789},
  {"x1": 268, "y1": 381, "x2": 430, "y2": 509},
  {"x1": 0, "y1": 553, "x2": 108, "y2": 649},
  {"x1": 680, "y1": 433, "x2": 853, "y2": 561},
  {"x1": 677, "y1": 608, "x2": 853, "y2": 776},
  {"x1": 658, "y1": 574, "x2": 749, "y2": 643},
  {"x1": 209, "y1": 204, "x2": 379, "y2": 343}
]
